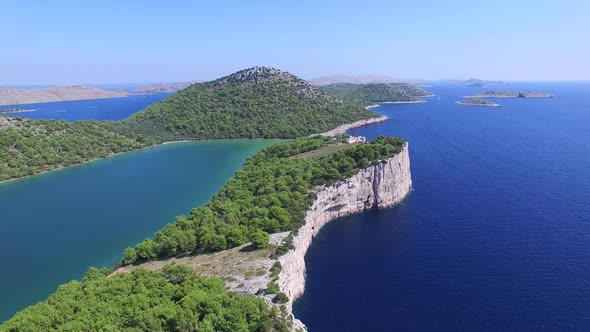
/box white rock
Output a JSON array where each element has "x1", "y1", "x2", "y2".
[{"x1": 278, "y1": 143, "x2": 412, "y2": 330}]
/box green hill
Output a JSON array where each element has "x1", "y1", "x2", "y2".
[
  {"x1": 0, "y1": 67, "x2": 380, "y2": 182},
  {"x1": 318, "y1": 82, "x2": 431, "y2": 105},
  {"x1": 124, "y1": 67, "x2": 379, "y2": 139}
]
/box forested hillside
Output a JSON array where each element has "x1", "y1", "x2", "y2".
[
  {"x1": 1, "y1": 136, "x2": 407, "y2": 330},
  {"x1": 0, "y1": 67, "x2": 381, "y2": 182},
  {"x1": 123, "y1": 136, "x2": 406, "y2": 264},
  {"x1": 0, "y1": 117, "x2": 149, "y2": 181},
  {"x1": 126, "y1": 67, "x2": 379, "y2": 139},
  {"x1": 0, "y1": 264, "x2": 289, "y2": 331},
  {"x1": 319, "y1": 82, "x2": 431, "y2": 105}
]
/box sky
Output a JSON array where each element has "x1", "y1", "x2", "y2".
[{"x1": 1, "y1": 0, "x2": 589, "y2": 84}]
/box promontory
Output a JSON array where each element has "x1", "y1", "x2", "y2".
[{"x1": 1, "y1": 66, "x2": 422, "y2": 331}]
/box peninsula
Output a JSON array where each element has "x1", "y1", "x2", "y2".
[
  {"x1": 3, "y1": 135, "x2": 412, "y2": 331},
  {"x1": 1, "y1": 67, "x2": 419, "y2": 331},
  {"x1": 457, "y1": 98, "x2": 501, "y2": 107},
  {"x1": 0, "y1": 85, "x2": 128, "y2": 106},
  {"x1": 468, "y1": 90, "x2": 554, "y2": 98}
]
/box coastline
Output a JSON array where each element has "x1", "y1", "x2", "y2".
[
  {"x1": 0, "y1": 93, "x2": 129, "y2": 107},
  {"x1": 366, "y1": 100, "x2": 428, "y2": 109},
  {"x1": 319, "y1": 116, "x2": 389, "y2": 136},
  {"x1": 0, "y1": 141, "x2": 189, "y2": 186},
  {"x1": 278, "y1": 143, "x2": 413, "y2": 329},
  {"x1": 0, "y1": 116, "x2": 394, "y2": 186}
]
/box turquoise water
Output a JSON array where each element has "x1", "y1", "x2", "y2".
[{"x1": 0, "y1": 140, "x2": 275, "y2": 322}]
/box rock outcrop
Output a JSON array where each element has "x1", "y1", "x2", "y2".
[{"x1": 278, "y1": 143, "x2": 412, "y2": 329}]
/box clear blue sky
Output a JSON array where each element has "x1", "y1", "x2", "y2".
[{"x1": 2, "y1": 0, "x2": 589, "y2": 84}]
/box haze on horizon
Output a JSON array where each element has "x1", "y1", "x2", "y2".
[{"x1": 2, "y1": 0, "x2": 589, "y2": 85}]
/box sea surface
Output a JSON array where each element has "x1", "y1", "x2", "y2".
[
  {"x1": 294, "y1": 82, "x2": 590, "y2": 330},
  {"x1": 0, "y1": 139, "x2": 275, "y2": 322},
  {"x1": 0, "y1": 93, "x2": 171, "y2": 121}
]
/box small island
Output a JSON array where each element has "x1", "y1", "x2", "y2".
[
  {"x1": 457, "y1": 98, "x2": 501, "y2": 107},
  {"x1": 464, "y1": 79, "x2": 504, "y2": 88},
  {"x1": 468, "y1": 90, "x2": 554, "y2": 98}
]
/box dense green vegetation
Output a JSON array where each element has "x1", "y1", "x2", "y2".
[
  {"x1": 123, "y1": 136, "x2": 406, "y2": 264},
  {"x1": 126, "y1": 67, "x2": 378, "y2": 139},
  {"x1": 0, "y1": 264, "x2": 290, "y2": 332},
  {"x1": 319, "y1": 82, "x2": 431, "y2": 105},
  {"x1": 0, "y1": 117, "x2": 150, "y2": 181},
  {"x1": 0, "y1": 67, "x2": 383, "y2": 182}
]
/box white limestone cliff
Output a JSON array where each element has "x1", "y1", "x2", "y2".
[{"x1": 278, "y1": 143, "x2": 412, "y2": 330}]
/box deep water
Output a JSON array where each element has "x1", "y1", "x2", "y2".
[
  {"x1": 294, "y1": 82, "x2": 590, "y2": 330},
  {"x1": 0, "y1": 140, "x2": 275, "y2": 322},
  {"x1": 0, "y1": 93, "x2": 171, "y2": 121}
]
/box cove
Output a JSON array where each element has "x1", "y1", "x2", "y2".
[
  {"x1": 0, "y1": 139, "x2": 276, "y2": 322},
  {"x1": 294, "y1": 82, "x2": 590, "y2": 330}
]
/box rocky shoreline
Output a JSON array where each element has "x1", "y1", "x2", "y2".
[
  {"x1": 320, "y1": 116, "x2": 389, "y2": 136},
  {"x1": 278, "y1": 143, "x2": 412, "y2": 329}
]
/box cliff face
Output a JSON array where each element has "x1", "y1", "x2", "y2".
[{"x1": 279, "y1": 143, "x2": 412, "y2": 329}]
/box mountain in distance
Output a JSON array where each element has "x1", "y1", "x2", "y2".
[
  {"x1": 308, "y1": 74, "x2": 401, "y2": 86},
  {"x1": 134, "y1": 81, "x2": 199, "y2": 94},
  {"x1": 463, "y1": 78, "x2": 504, "y2": 87},
  {"x1": 0, "y1": 85, "x2": 129, "y2": 106}
]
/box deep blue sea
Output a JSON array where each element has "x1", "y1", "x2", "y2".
[
  {"x1": 294, "y1": 82, "x2": 590, "y2": 330},
  {"x1": 0, "y1": 93, "x2": 171, "y2": 121}
]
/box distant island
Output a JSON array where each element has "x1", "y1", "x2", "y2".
[
  {"x1": 0, "y1": 85, "x2": 128, "y2": 106},
  {"x1": 309, "y1": 74, "x2": 398, "y2": 85},
  {"x1": 318, "y1": 82, "x2": 432, "y2": 105},
  {"x1": 464, "y1": 78, "x2": 504, "y2": 88},
  {"x1": 468, "y1": 90, "x2": 554, "y2": 98},
  {"x1": 134, "y1": 81, "x2": 198, "y2": 94},
  {"x1": 457, "y1": 98, "x2": 501, "y2": 107}
]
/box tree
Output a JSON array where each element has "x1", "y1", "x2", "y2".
[
  {"x1": 122, "y1": 247, "x2": 138, "y2": 264},
  {"x1": 251, "y1": 230, "x2": 270, "y2": 249}
]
